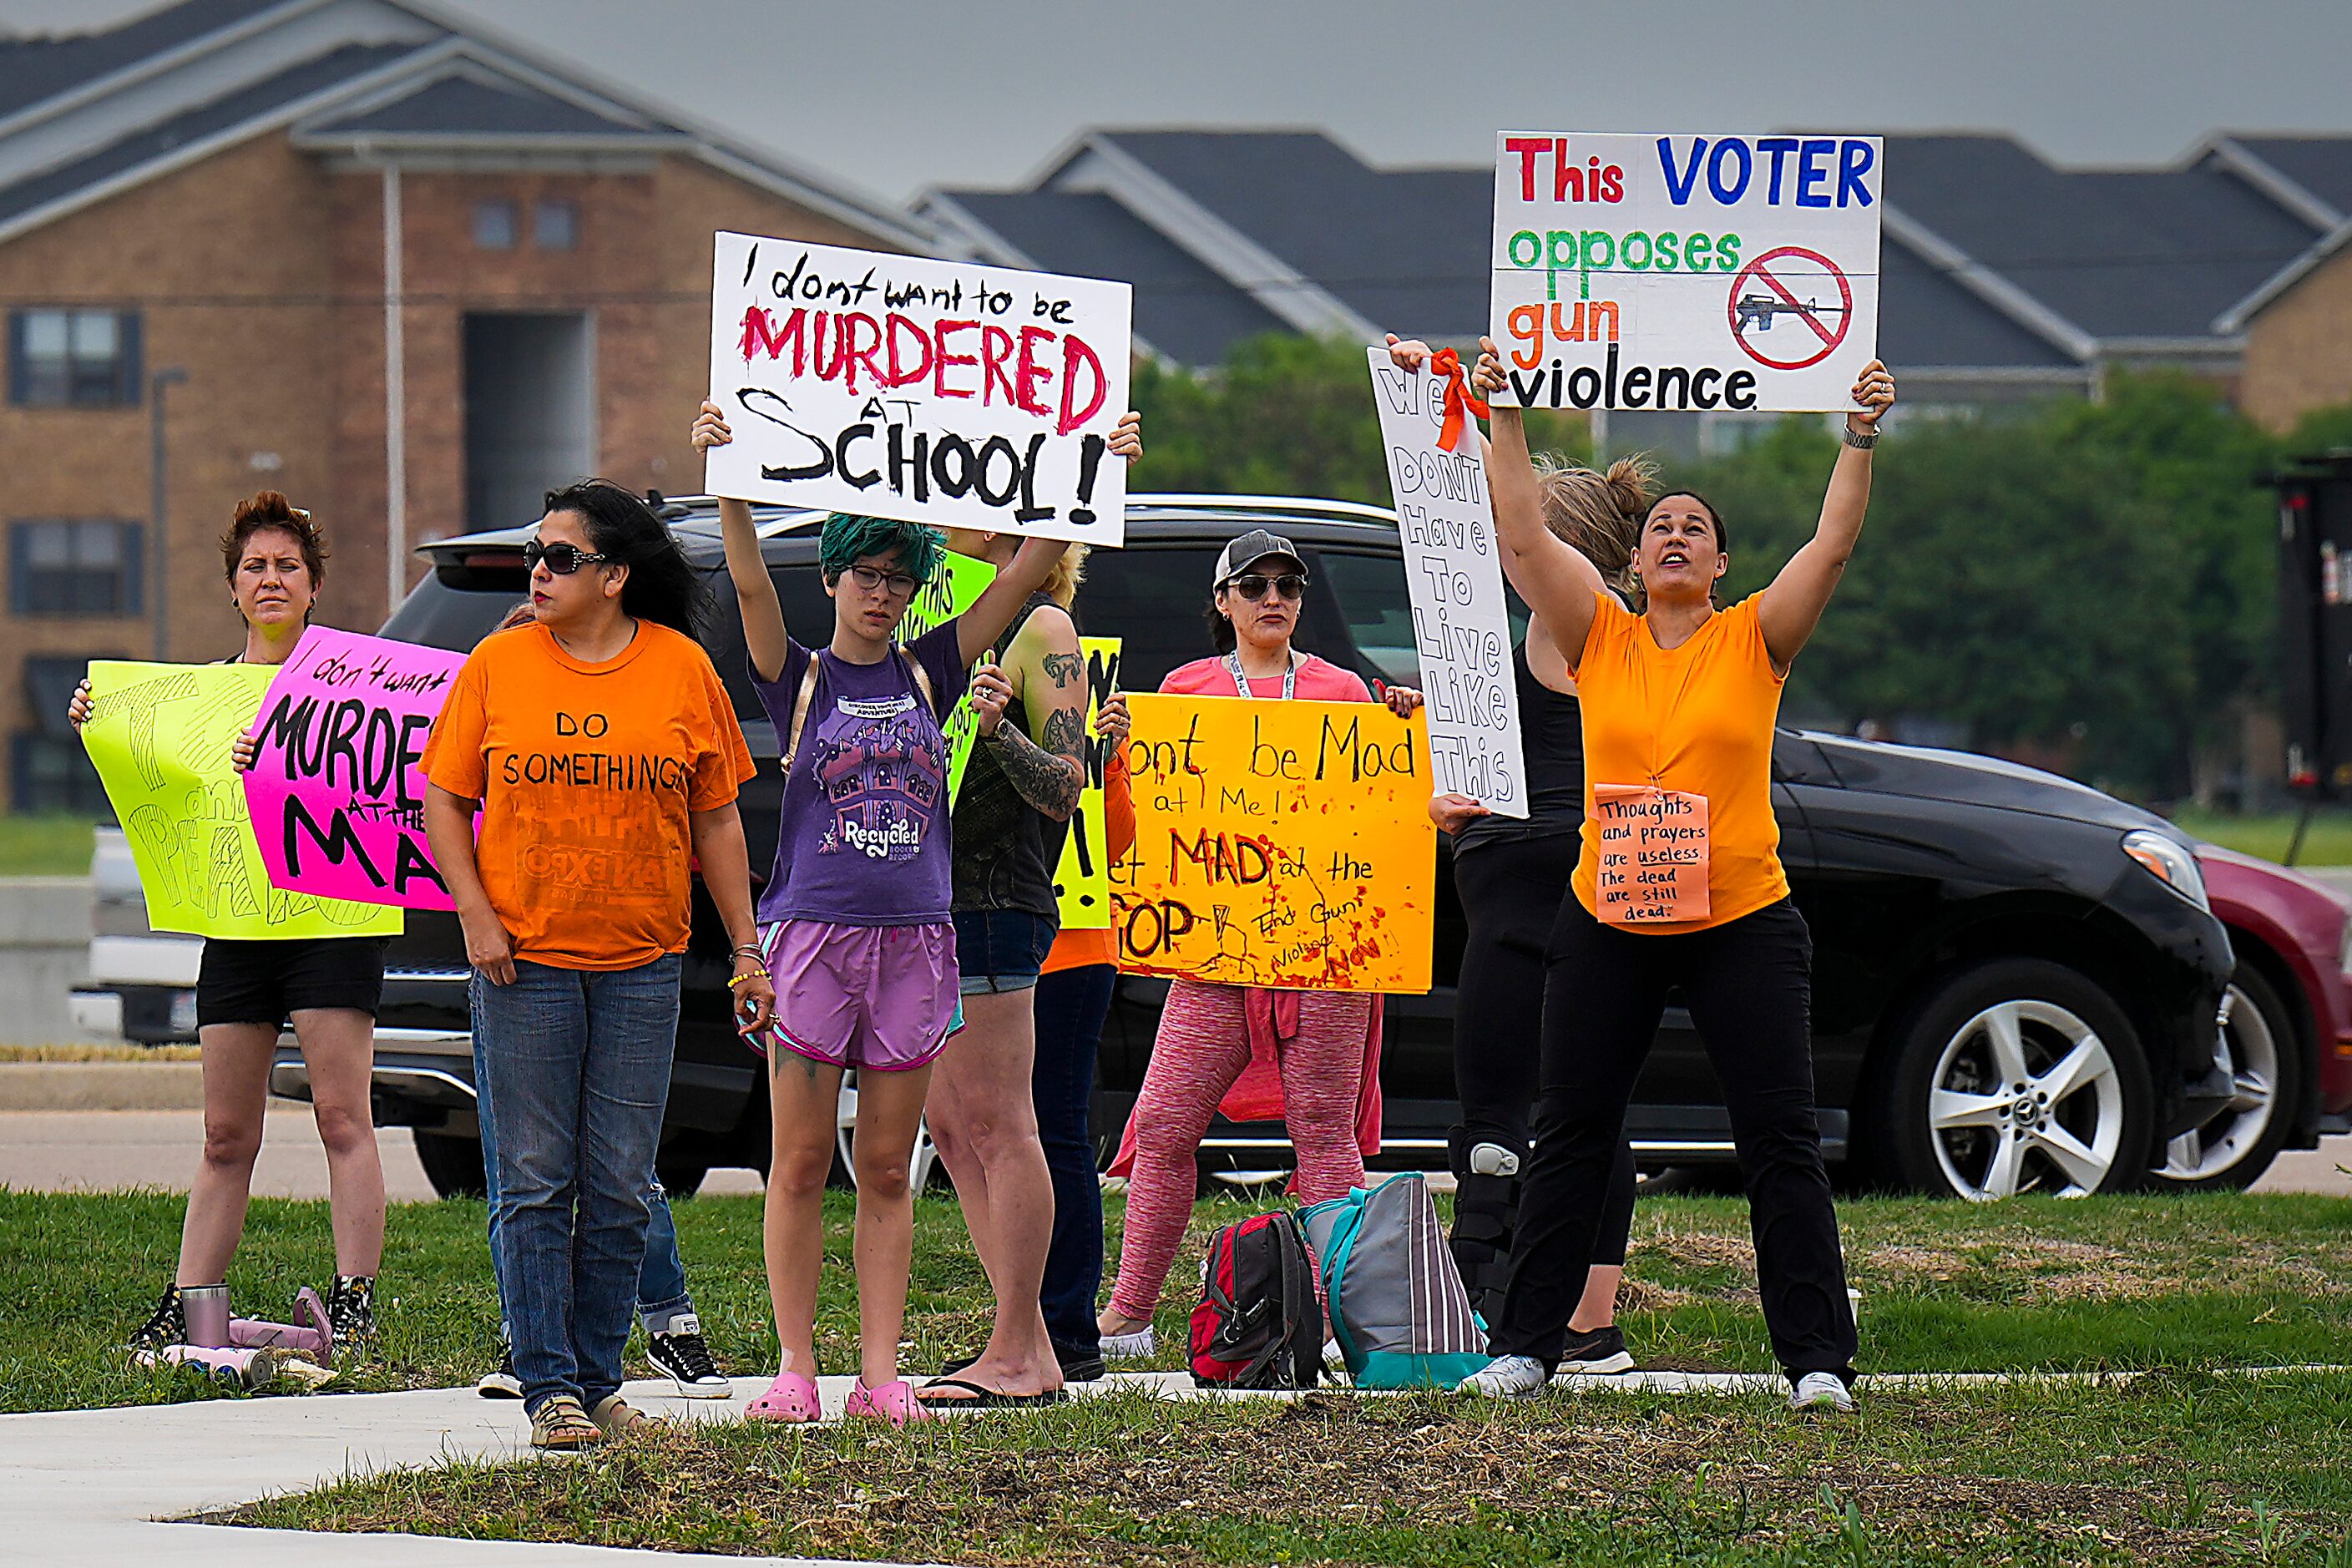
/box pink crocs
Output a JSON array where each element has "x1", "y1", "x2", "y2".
[
  {"x1": 746, "y1": 1369, "x2": 820, "y2": 1424},
  {"x1": 844, "y1": 1377, "x2": 933, "y2": 1429}
]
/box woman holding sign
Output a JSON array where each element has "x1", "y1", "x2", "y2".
[
  {"x1": 691, "y1": 401, "x2": 1104, "y2": 1426},
  {"x1": 1453, "y1": 341, "x2": 1895, "y2": 1412},
  {"x1": 70, "y1": 492, "x2": 389, "y2": 1358},
  {"x1": 1381, "y1": 343, "x2": 1652, "y2": 1367},
  {"x1": 1095, "y1": 529, "x2": 1422, "y2": 1359},
  {"x1": 422, "y1": 480, "x2": 773, "y2": 1449}
]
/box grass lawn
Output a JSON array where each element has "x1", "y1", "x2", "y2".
[
  {"x1": 0, "y1": 813, "x2": 96, "y2": 876},
  {"x1": 11, "y1": 1186, "x2": 2352, "y2": 1564},
  {"x1": 2172, "y1": 807, "x2": 2352, "y2": 867}
]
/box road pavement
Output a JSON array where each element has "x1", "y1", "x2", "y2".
[{"x1": 0, "y1": 1110, "x2": 2339, "y2": 1198}]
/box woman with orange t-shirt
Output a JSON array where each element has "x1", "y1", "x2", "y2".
[
  {"x1": 422, "y1": 480, "x2": 774, "y2": 1450},
  {"x1": 1455, "y1": 341, "x2": 1897, "y2": 1414}
]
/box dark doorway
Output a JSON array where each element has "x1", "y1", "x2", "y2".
[{"x1": 463, "y1": 312, "x2": 593, "y2": 532}]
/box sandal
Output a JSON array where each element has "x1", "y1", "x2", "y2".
[
  {"x1": 746, "y1": 1369, "x2": 822, "y2": 1424},
  {"x1": 915, "y1": 1375, "x2": 1066, "y2": 1409},
  {"x1": 587, "y1": 1393, "x2": 666, "y2": 1439},
  {"x1": 844, "y1": 1378, "x2": 933, "y2": 1429},
  {"x1": 529, "y1": 1394, "x2": 604, "y2": 1450}
]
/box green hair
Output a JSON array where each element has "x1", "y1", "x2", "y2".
[{"x1": 818, "y1": 513, "x2": 944, "y2": 585}]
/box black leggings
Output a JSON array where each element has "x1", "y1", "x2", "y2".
[
  {"x1": 1452, "y1": 837, "x2": 1635, "y2": 1268},
  {"x1": 1491, "y1": 895, "x2": 1855, "y2": 1379}
]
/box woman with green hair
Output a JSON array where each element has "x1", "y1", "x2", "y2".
[{"x1": 691, "y1": 400, "x2": 1072, "y2": 1428}]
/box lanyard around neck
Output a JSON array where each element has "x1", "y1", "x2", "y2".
[{"x1": 1224, "y1": 650, "x2": 1297, "y2": 701}]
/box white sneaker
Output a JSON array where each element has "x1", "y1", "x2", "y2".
[
  {"x1": 645, "y1": 1315, "x2": 731, "y2": 1400},
  {"x1": 1457, "y1": 1354, "x2": 1549, "y2": 1399},
  {"x1": 1788, "y1": 1370, "x2": 1855, "y2": 1413},
  {"x1": 1322, "y1": 1338, "x2": 1346, "y2": 1369},
  {"x1": 1100, "y1": 1325, "x2": 1156, "y2": 1362}
]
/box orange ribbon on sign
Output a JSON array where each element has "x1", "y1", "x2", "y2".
[{"x1": 1429, "y1": 347, "x2": 1491, "y2": 453}]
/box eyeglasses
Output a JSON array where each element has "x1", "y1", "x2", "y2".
[
  {"x1": 1227, "y1": 573, "x2": 1306, "y2": 602},
  {"x1": 524, "y1": 540, "x2": 610, "y2": 575},
  {"x1": 843, "y1": 564, "x2": 921, "y2": 599}
]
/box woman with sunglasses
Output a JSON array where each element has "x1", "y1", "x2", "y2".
[
  {"x1": 422, "y1": 480, "x2": 774, "y2": 1449},
  {"x1": 1095, "y1": 530, "x2": 1421, "y2": 1360},
  {"x1": 691, "y1": 400, "x2": 1080, "y2": 1429}
]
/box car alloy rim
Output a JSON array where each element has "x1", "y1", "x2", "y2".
[
  {"x1": 1928, "y1": 999, "x2": 2124, "y2": 1200},
  {"x1": 2157, "y1": 982, "x2": 2278, "y2": 1182}
]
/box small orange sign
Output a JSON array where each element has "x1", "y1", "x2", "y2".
[{"x1": 1591, "y1": 783, "x2": 1710, "y2": 927}]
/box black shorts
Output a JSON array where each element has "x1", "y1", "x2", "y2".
[{"x1": 195, "y1": 936, "x2": 390, "y2": 1028}]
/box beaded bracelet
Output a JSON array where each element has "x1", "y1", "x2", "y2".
[{"x1": 726, "y1": 968, "x2": 771, "y2": 989}]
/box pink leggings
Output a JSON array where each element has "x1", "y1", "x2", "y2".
[{"x1": 1108, "y1": 978, "x2": 1372, "y2": 1322}]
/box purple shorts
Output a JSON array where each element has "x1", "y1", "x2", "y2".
[{"x1": 754, "y1": 919, "x2": 961, "y2": 1072}]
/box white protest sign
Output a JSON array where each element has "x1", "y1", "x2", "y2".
[
  {"x1": 706, "y1": 232, "x2": 1132, "y2": 544},
  {"x1": 1490, "y1": 133, "x2": 1881, "y2": 413},
  {"x1": 1366, "y1": 346, "x2": 1525, "y2": 817}
]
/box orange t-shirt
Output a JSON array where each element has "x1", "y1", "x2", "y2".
[
  {"x1": 1570, "y1": 591, "x2": 1788, "y2": 931},
  {"x1": 1040, "y1": 750, "x2": 1136, "y2": 974},
  {"x1": 422, "y1": 621, "x2": 756, "y2": 969}
]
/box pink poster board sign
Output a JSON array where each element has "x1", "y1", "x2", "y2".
[{"x1": 242, "y1": 627, "x2": 465, "y2": 910}]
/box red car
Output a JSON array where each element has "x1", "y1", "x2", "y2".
[{"x1": 2167, "y1": 846, "x2": 2352, "y2": 1187}]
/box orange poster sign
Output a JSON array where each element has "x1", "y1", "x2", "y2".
[
  {"x1": 1111, "y1": 693, "x2": 1434, "y2": 993},
  {"x1": 1591, "y1": 783, "x2": 1710, "y2": 926}
]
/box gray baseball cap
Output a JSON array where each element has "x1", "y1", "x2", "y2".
[{"x1": 1211, "y1": 529, "x2": 1308, "y2": 588}]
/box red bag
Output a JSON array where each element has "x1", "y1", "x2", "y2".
[{"x1": 1189, "y1": 1210, "x2": 1320, "y2": 1389}]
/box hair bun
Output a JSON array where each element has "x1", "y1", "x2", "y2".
[{"x1": 1602, "y1": 453, "x2": 1660, "y2": 523}]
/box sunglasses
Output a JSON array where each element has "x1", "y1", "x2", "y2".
[
  {"x1": 843, "y1": 564, "x2": 921, "y2": 599},
  {"x1": 524, "y1": 540, "x2": 610, "y2": 575},
  {"x1": 1227, "y1": 573, "x2": 1306, "y2": 602}
]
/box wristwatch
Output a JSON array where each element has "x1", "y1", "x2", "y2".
[{"x1": 1842, "y1": 423, "x2": 1879, "y2": 450}]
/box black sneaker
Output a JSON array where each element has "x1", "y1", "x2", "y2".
[
  {"x1": 645, "y1": 1314, "x2": 730, "y2": 1399},
  {"x1": 128, "y1": 1284, "x2": 186, "y2": 1353},
  {"x1": 326, "y1": 1274, "x2": 377, "y2": 1362},
  {"x1": 1551, "y1": 1324, "x2": 1635, "y2": 1377},
  {"x1": 478, "y1": 1334, "x2": 522, "y2": 1399}
]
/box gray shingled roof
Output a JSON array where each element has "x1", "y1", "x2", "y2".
[
  {"x1": 2230, "y1": 136, "x2": 2352, "y2": 221},
  {"x1": 0, "y1": 41, "x2": 421, "y2": 225},
  {"x1": 0, "y1": 0, "x2": 292, "y2": 120},
  {"x1": 1884, "y1": 134, "x2": 2320, "y2": 341},
  {"x1": 301, "y1": 73, "x2": 672, "y2": 139},
  {"x1": 933, "y1": 189, "x2": 1287, "y2": 366},
  {"x1": 1092, "y1": 130, "x2": 1490, "y2": 337},
  {"x1": 1877, "y1": 239, "x2": 2076, "y2": 369}
]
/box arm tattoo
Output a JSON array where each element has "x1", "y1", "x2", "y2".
[
  {"x1": 986, "y1": 706, "x2": 1085, "y2": 819},
  {"x1": 1041, "y1": 650, "x2": 1085, "y2": 687}
]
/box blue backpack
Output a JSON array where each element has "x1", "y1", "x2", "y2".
[{"x1": 1302, "y1": 1171, "x2": 1490, "y2": 1389}]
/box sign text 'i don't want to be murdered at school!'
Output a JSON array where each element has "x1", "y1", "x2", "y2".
[
  {"x1": 1112, "y1": 694, "x2": 1434, "y2": 994},
  {"x1": 706, "y1": 233, "x2": 1134, "y2": 545},
  {"x1": 1491, "y1": 134, "x2": 1882, "y2": 413}
]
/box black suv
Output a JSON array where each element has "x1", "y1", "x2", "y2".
[{"x1": 273, "y1": 493, "x2": 2234, "y2": 1201}]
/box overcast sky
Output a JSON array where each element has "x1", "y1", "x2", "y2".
[{"x1": 13, "y1": 0, "x2": 2352, "y2": 205}]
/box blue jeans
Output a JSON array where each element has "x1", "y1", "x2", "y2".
[
  {"x1": 478, "y1": 1136, "x2": 695, "y2": 1335},
  {"x1": 473, "y1": 953, "x2": 680, "y2": 1414},
  {"x1": 1032, "y1": 962, "x2": 1115, "y2": 1358}
]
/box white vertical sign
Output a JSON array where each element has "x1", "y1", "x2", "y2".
[{"x1": 1367, "y1": 347, "x2": 1525, "y2": 817}]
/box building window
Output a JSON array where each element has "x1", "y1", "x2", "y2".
[
  {"x1": 533, "y1": 200, "x2": 577, "y2": 250},
  {"x1": 8, "y1": 309, "x2": 141, "y2": 407},
  {"x1": 15, "y1": 655, "x2": 113, "y2": 814},
  {"x1": 473, "y1": 199, "x2": 518, "y2": 250},
  {"x1": 9, "y1": 520, "x2": 143, "y2": 616}
]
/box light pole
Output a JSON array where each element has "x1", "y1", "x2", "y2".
[{"x1": 148, "y1": 366, "x2": 187, "y2": 662}]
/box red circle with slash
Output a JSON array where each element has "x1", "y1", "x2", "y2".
[{"x1": 1726, "y1": 246, "x2": 1853, "y2": 370}]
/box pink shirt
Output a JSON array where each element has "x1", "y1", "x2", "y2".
[{"x1": 1159, "y1": 652, "x2": 1374, "y2": 704}]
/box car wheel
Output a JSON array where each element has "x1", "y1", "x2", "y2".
[
  {"x1": 412, "y1": 1130, "x2": 488, "y2": 1201},
  {"x1": 1870, "y1": 959, "x2": 2155, "y2": 1200},
  {"x1": 2149, "y1": 962, "x2": 2302, "y2": 1191}
]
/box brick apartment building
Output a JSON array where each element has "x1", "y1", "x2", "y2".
[{"x1": 0, "y1": 0, "x2": 933, "y2": 812}]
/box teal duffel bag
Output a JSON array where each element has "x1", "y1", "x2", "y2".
[{"x1": 1302, "y1": 1171, "x2": 1490, "y2": 1389}]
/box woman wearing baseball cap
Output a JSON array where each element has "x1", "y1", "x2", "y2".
[{"x1": 1094, "y1": 529, "x2": 1421, "y2": 1359}]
